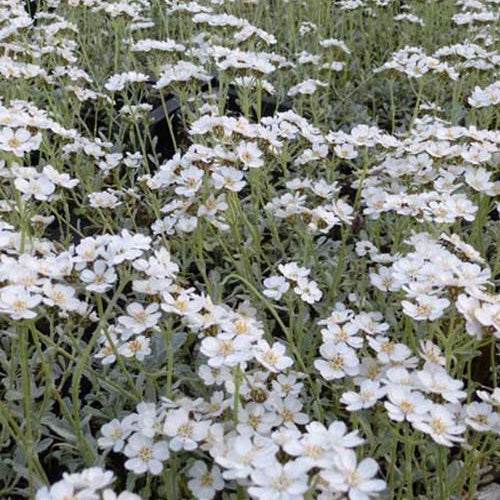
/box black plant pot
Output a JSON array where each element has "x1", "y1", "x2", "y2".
[
  {"x1": 147, "y1": 92, "x2": 183, "y2": 161},
  {"x1": 25, "y1": 0, "x2": 38, "y2": 17},
  {"x1": 24, "y1": 0, "x2": 56, "y2": 24},
  {"x1": 145, "y1": 74, "x2": 293, "y2": 163}
]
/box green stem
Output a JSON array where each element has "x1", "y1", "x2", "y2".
[
  {"x1": 19, "y1": 324, "x2": 35, "y2": 495},
  {"x1": 71, "y1": 275, "x2": 130, "y2": 465},
  {"x1": 233, "y1": 364, "x2": 242, "y2": 425},
  {"x1": 164, "y1": 327, "x2": 174, "y2": 399}
]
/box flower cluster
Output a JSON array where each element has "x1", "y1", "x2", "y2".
[
  {"x1": 264, "y1": 262, "x2": 322, "y2": 304},
  {"x1": 469, "y1": 80, "x2": 500, "y2": 108},
  {"x1": 36, "y1": 467, "x2": 140, "y2": 500},
  {"x1": 98, "y1": 390, "x2": 387, "y2": 499}
]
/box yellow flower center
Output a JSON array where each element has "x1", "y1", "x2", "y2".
[
  {"x1": 329, "y1": 355, "x2": 344, "y2": 370},
  {"x1": 138, "y1": 445, "x2": 153, "y2": 462}
]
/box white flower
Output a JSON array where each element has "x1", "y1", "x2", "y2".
[
  {"x1": 134, "y1": 402, "x2": 159, "y2": 438},
  {"x1": 43, "y1": 165, "x2": 79, "y2": 189},
  {"x1": 254, "y1": 340, "x2": 293, "y2": 373},
  {"x1": 249, "y1": 459, "x2": 310, "y2": 500},
  {"x1": 268, "y1": 395, "x2": 310, "y2": 426},
  {"x1": 130, "y1": 39, "x2": 185, "y2": 53},
  {"x1": 200, "y1": 333, "x2": 253, "y2": 367},
  {"x1": 412, "y1": 404, "x2": 465, "y2": 447},
  {"x1": 89, "y1": 191, "x2": 122, "y2": 209},
  {"x1": 187, "y1": 461, "x2": 225, "y2": 500},
  {"x1": 102, "y1": 490, "x2": 142, "y2": 500},
  {"x1": 419, "y1": 340, "x2": 446, "y2": 366},
  {"x1": 320, "y1": 303, "x2": 354, "y2": 325},
  {"x1": 263, "y1": 276, "x2": 289, "y2": 300},
  {"x1": 350, "y1": 124, "x2": 380, "y2": 146},
  {"x1": 461, "y1": 145, "x2": 491, "y2": 165},
  {"x1": 118, "y1": 302, "x2": 161, "y2": 334},
  {"x1": 74, "y1": 237, "x2": 104, "y2": 266},
  {"x1": 331, "y1": 199, "x2": 354, "y2": 224},
  {"x1": 237, "y1": 141, "x2": 264, "y2": 169},
  {"x1": 215, "y1": 434, "x2": 278, "y2": 481},
  {"x1": 341, "y1": 380, "x2": 386, "y2": 411},
  {"x1": 314, "y1": 342, "x2": 360, "y2": 380},
  {"x1": 175, "y1": 166, "x2": 204, "y2": 197},
  {"x1": 370, "y1": 266, "x2": 401, "y2": 292},
  {"x1": 95, "y1": 331, "x2": 121, "y2": 365},
  {"x1": 321, "y1": 450, "x2": 386, "y2": 499},
  {"x1": 417, "y1": 365, "x2": 466, "y2": 403},
  {"x1": 163, "y1": 408, "x2": 210, "y2": 451},
  {"x1": 0, "y1": 127, "x2": 42, "y2": 156},
  {"x1": 334, "y1": 143, "x2": 358, "y2": 159},
  {"x1": 42, "y1": 283, "x2": 81, "y2": 313},
  {"x1": 464, "y1": 402, "x2": 498, "y2": 432},
  {"x1": 155, "y1": 61, "x2": 210, "y2": 88},
  {"x1": 35, "y1": 480, "x2": 87, "y2": 500},
  {"x1": 198, "y1": 193, "x2": 228, "y2": 220},
  {"x1": 211, "y1": 166, "x2": 246, "y2": 192},
  {"x1": 35, "y1": 468, "x2": 135, "y2": 500},
  {"x1": 198, "y1": 365, "x2": 232, "y2": 386},
  {"x1": 278, "y1": 262, "x2": 310, "y2": 282},
  {"x1": 162, "y1": 291, "x2": 203, "y2": 316},
  {"x1": 63, "y1": 467, "x2": 114, "y2": 490},
  {"x1": 15, "y1": 175, "x2": 55, "y2": 201},
  {"x1": 303, "y1": 420, "x2": 364, "y2": 453},
  {"x1": 106, "y1": 230, "x2": 151, "y2": 265},
  {"x1": 294, "y1": 277, "x2": 322, "y2": 304},
  {"x1": 288, "y1": 78, "x2": 327, "y2": 97},
  {"x1": 477, "y1": 388, "x2": 500, "y2": 408},
  {"x1": 321, "y1": 322, "x2": 363, "y2": 349},
  {"x1": 0, "y1": 285, "x2": 42, "y2": 320},
  {"x1": 464, "y1": 167, "x2": 495, "y2": 195},
  {"x1": 104, "y1": 71, "x2": 149, "y2": 91},
  {"x1": 238, "y1": 403, "x2": 279, "y2": 435},
  {"x1": 98, "y1": 418, "x2": 133, "y2": 452},
  {"x1": 282, "y1": 431, "x2": 334, "y2": 470},
  {"x1": 124, "y1": 433, "x2": 170, "y2": 475},
  {"x1": 80, "y1": 260, "x2": 117, "y2": 293},
  {"x1": 201, "y1": 391, "x2": 229, "y2": 418},
  {"x1": 134, "y1": 247, "x2": 179, "y2": 278},
  {"x1": 384, "y1": 387, "x2": 432, "y2": 422},
  {"x1": 468, "y1": 82, "x2": 500, "y2": 108},
  {"x1": 402, "y1": 295, "x2": 450, "y2": 320},
  {"x1": 118, "y1": 336, "x2": 151, "y2": 361},
  {"x1": 367, "y1": 336, "x2": 414, "y2": 365},
  {"x1": 474, "y1": 302, "x2": 500, "y2": 336},
  {"x1": 271, "y1": 373, "x2": 304, "y2": 398}
]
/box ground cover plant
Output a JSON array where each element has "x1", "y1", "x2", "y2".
[{"x1": 0, "y1": 0, "x2": 499, "y2": 498}]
